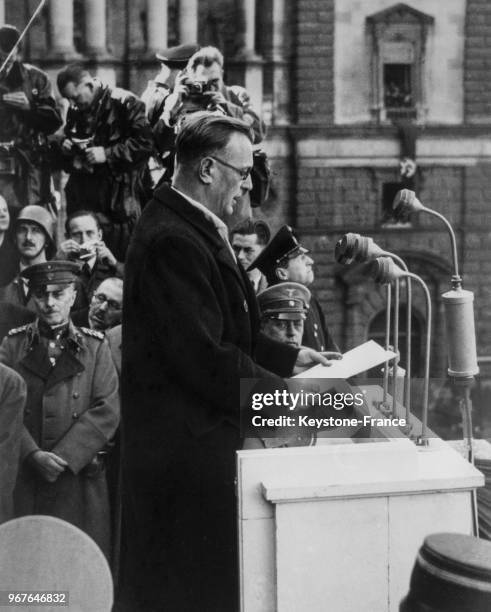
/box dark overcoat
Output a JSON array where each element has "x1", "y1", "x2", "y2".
[
  {"x1": 0, "y1": 363, "x2": 26, "y2": 524},
  {"x1": 0, "y1": 321, "x2": 119, "y2": 557},
  {"x1": 121, "y1": 184, "x2": 297, "y2": 611}
]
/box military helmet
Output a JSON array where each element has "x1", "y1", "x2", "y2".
[{"x1": 15, "y1": 205, "x2": 56, "y2": 244}]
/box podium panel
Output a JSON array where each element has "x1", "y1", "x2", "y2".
[{"x1": 237, "y1": 438, "x2": 483, "y2": 612}]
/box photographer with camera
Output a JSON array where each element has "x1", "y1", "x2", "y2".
[
  {"x1": 161, "y1": 46, "x2": 265, "y2": 143},
  {"x1": 141, "y1": 43, "x2": 200, "y2": 186},
  {"x1": 54, "y1": 64, "x2": 154, "y2": 261},
  {"x1": 56, "y1": 210, "x2": 124, "y2": 313},
  {"x1": 0, "y1": 25, "x2": 62, "y2": 215},
  {"x1": 153, "y1": 46, "x2": 267, "y2": 209}
]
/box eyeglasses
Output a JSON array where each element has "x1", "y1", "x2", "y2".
[
  {"x1": 92, "y1": 293, "x2": 121, "y2": 311},
  {"x1": 209, "y1": 156, "x2": 252, "y2": 181}
]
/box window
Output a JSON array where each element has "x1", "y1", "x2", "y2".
[
  {"x1": 382, "y1": 182, "x2": 406, "y2": 224},
  {"x1": 384, "y1": 64, "x2": 412, "y2": 109},
  {"x1": 366, "y1": 4, "x2": 433, "y2": 124}
]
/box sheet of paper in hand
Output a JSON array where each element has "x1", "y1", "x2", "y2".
[{"x1": 294, "y1": 340, "x2": 397, "y2": 379}]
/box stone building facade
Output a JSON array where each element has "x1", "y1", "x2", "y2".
[{"x1": 3, "y1": 0, "x2": 491, "y2": 418}]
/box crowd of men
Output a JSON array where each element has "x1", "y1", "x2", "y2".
[{"x1": 0, "y1": 24, "x2": 341, "y2": 612}]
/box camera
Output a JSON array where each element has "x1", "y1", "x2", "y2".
[
  {"x1": 182, "y1": 78, "x2": 211, "y2": 98},
  {"x1": 70, "y1": 137, "x2": 93, "y2": 155},
  {"x1": 78, "y1": 241, "x2": 97, "y2": 260}
]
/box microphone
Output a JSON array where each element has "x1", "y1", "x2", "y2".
[
  {"x1": 368, "y1": 257, "x2": 405, "y2": 283},
  {"x1": 334, "y1": 233, "x2": 385, "y2": 265},
  {"x1": 393, "y1": 191, "x2": 478, "y2": 473},
  {"x1": 392, "y1": 189, "x2": 425, "y2": 220},
  {"x1": 392, "y1": 190, "x2": 479, "y2": 378},
  {"x1": 335, "y1": 234, "x2": 413, "y2": 421},
  {"x1": 369, "y1": 257, "x2": 432, "y2": 446},
  {"x1": 392, "y1": 189, "x2": 461, "y2": 284}
]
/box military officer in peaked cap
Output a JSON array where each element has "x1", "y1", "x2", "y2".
[
  {"x1": 0, "y1": 261, "x2": 119, "y2": 558},
  {"x1": 258, "y1": 282, "x2": 311, "y2": 348},
  {"x1": 249, "y1": 225, "x2": 340, "y2": 354},
  {"x1": 245, "y1": 283, "x2": 318, "y2": 449}
]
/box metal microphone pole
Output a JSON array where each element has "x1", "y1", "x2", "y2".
[
  {"x1": 334, "y1": 233, "x2": 412, "y2": 421},
  {"x1": 392, "y1": 279, "x2": 400, "y2": 417},
  {"x1": 393, "y1": 190, "x2": 479, "y2": 460},
  {"x1": 394, "y1": 190, "x2": 480, "y2": 534},
  {"x1": 369, "y1": 257, "x2": 432, "y2": 447}
]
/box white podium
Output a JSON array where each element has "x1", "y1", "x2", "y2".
[{"x1": 237, "y1": 436, "x2": 484, "y2": 612}]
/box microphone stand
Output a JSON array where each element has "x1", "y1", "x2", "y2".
[
  {"x1": 392, "y1": 279, "x2": 400, "y2": 417},
  {"x1": 334, "y1": 233, "x2": 412, "y2": 424},
  {"x1": 382, "y1": 284, "x2": 392, "y2": 412},
  {"x1": 370, "y1": 257, "x2": 432, "y2": 447},
  {"x1": 393, "y1": 189, "x2": 480, "y2": 535}
]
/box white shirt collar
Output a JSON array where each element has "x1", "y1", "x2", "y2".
[{"x1": 171, "y1": 186, "x2": 236, "y2": 261}]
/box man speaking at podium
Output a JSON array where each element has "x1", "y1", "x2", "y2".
[{"x1": 121, "y1": 112, "x2": 332, "y2": 612}]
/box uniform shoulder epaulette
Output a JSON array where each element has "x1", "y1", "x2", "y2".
[
  {"x1": 110, "y1": 87, "x2": 133, "y2": 103},
  {"x1": 79, "y1": 327, "x2": 104, "y2": 341},
  {"x1": 8, "y1": 324, "x2": 29, "y2": 336}
]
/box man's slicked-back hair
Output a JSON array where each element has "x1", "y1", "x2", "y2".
[
  {"x1": 230, "y1": 219, "x2": 271, "y2": 246},
  {"x1": 57, "y1": 63, "x2": 91, "y2": 93},
  {"x1": 175, "y1": 111, "x2": 254, "y2": 167},
  {"x1": 65, "y1": 209, "x2": 101, "y2": 236},
  {"x1": 188, "y1": 46, "x2": 224, "y2": 70}
]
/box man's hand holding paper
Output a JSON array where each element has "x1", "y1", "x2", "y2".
[{"x1": 294, "y1": 340, "x2": 397, "y2": 379}]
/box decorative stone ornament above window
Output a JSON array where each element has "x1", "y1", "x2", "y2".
[{"x1": 366, "y1": 3, "x2": 434, "y2": 125}]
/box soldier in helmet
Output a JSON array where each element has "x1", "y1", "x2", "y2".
[
  {"x1": 0, "y1": 204, "x2": 55, "y2": 310},
  {"x1": 0, "y1": 25, "x2": 62, "y2": 214},
  {"x1": 0, "y1": 260, "x2": 119, "y2": 558}
]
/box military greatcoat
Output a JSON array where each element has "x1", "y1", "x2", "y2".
[{"x1": 0, "y1": 320, "x2": 119, "y2": 557}]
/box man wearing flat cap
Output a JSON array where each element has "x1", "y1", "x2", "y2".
[
  {"x1": 249, "y1": 224, "x2": 340, "y2": 353},
  {"x1": 0, "y1": 261, "x2": 120, "y2": 558},
  {"x1": 0, "y1": 25, "x2": 62, "y2": 213}
]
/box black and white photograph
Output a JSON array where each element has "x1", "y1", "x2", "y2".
[{"x1": 1, "y1": 1, "x2": 491, "y2": 611}]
